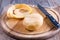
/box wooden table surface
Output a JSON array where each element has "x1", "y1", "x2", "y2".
[{"x1": 0, "y1": 0, "x2": 60, "y2": 40}]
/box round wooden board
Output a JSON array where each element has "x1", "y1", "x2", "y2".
[{"x1": 1, "y1": 6, "x2": 60, "y2": 39}]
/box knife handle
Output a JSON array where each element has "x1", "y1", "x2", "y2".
[
  {"x1": 34, "y1": 1, "x2": 60, "y2": 28},
  {"x1": 47, "y1": 14, "x2": 60, "y2": 28}
]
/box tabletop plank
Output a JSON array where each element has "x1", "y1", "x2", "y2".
[{"x1": 0, "y1": 0, "x2": 60, "y2": 40}]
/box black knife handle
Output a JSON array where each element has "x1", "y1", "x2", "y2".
[
  {"x1": 47, "y1": 14, "x2": 60, "y2": 28},
  {"x1": 35, "y1": 2, "x2": 60, "y2": 28}
]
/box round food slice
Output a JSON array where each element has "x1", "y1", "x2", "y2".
[
  {"x1": 23, "y1": 13, "x2": 43, "y2": 31},
  {"x1": 15, "y1": 4, "x2": 32, "y2": 14},
  {"x1": 7, "y1": 5, "x2": 25, "y2": 18},
  {"x1": 7, "y1": 4, "x2": 33, "y2": 19}
]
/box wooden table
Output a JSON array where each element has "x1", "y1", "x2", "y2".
[{"x1": 0, "y1": 0, "x2": 60, "y2": 40}]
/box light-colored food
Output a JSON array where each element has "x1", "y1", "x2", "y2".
[
  {"x1": 7, "y1": 4, "x2": 44, "y2": 31},
  {"x1": 5, "y1": 4, "x2": 56, "y2": 34},
  {"x1": 15, "y1": 4, "x2": 33, "y2": 14},
  {"x1": 7, "y1": 4, "x2": 33, "y2": 18},
  {"x1": 23, "y1": 13, "x2": 43, "y2": 31}
]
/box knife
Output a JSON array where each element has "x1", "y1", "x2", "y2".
[{"x1": 35, "y1": 1, "x2": 60, "y2": 28}]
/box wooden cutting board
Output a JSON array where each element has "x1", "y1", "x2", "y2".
[{"x1": 1, "y1": 7, "x2": 60, "y2": 38}]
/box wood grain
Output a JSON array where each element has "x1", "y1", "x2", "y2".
[{"x1": 0, "y1": 0, "x2": 60, "y2": 40}]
